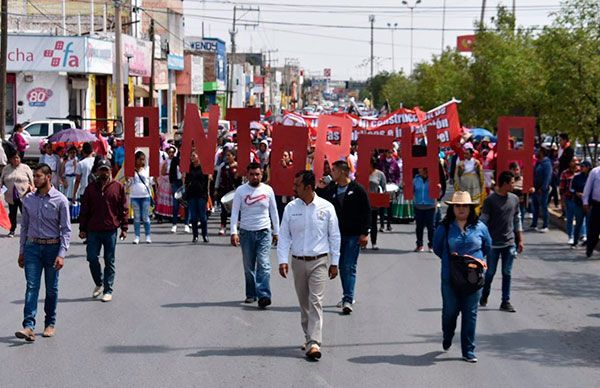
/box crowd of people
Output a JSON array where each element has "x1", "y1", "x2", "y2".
[{"x1": 2, "y1": 122, "x2": 600, "y2": 363}]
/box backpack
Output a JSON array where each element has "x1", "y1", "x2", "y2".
[{"x1": 445, "y1": 224, "x2": 487, "y2": 294}]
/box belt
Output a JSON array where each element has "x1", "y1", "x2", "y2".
[
  {"x1": 28, "y1": 238, "x2": 60, "y2": 245},
  {"x1": 292, "y1": 253, "x2": 328, "y2": 261}
]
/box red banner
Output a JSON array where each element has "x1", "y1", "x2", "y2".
[{"x1": 457, "y1": 34, "x2": 476, "y2": 52}]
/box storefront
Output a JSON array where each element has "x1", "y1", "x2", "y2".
[
  {"x1": 187, "y1": 37, "x2": 227, "y2": 118},
  {"x1": 176, "y1": 53, "x2": 204, "y2": 122}
]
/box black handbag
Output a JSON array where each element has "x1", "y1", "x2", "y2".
[{"x1": 445, "y1": 225, "x2": 487, "y2": 294}]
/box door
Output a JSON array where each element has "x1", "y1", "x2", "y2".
[{"x1": 95, "y1": 76, "x2": 108, "y2": 132}]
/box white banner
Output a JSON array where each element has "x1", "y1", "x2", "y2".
[
  {"x1": 191, "y1": 56, "x2": 204, "y2": 95},
  {"x1": 7, "y1": 35, "x2": 85, "y2": 73}
]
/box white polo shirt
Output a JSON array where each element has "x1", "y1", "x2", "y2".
[{"x1": 277, "y1": 193, "x2": 341, "y2": 266}]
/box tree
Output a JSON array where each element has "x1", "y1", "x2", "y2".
[
  {"x1": 380, "y1": 72, "x2": 418, "y2": 110},
  {"x1": 360, "y1": 72, "x2": 394, "y2": 108}
]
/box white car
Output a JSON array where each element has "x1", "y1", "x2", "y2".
[{"x1": 5, "y1": 119, "x2": 76, "y2": 160}]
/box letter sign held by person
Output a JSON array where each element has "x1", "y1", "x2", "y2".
[
  {"x1": 401, "y1": 124, "x2": 440, "y2": 200},
  {"x1": 496, "y1": 116, "x2": 535, "y2": 193},
  {"x1": 313, "y1": 115, "x2": 353, "y2": 180},
  {"x1": 356, "y1": 134, "x2": 395, "y2": 208},
  {"x1": 270, "y1": 124, "x2": 309, "y2": 196},
  {"x1": 226, "y1": 108, "x2": 260, "y2": 176},
  {"x1": 124, "y1": 107, "x2": 161, "y2": 177},
  {"x1": 179, "y1": 104, "x2": 219, "y2": 174}
]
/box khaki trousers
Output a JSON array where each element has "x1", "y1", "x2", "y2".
[{"x1": 291, "y1": 255, "x2": 328, "y2": 346}]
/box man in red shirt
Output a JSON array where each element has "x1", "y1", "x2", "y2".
[{"x1": 79, "y1": 159, "x2": 128, "y2": 302}]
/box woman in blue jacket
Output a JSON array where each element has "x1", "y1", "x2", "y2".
[{"x1": 433, "y1": 191, "x2": 492, "y2": 363}]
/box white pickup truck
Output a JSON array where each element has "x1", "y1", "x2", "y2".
[{"x1": 5, "y1": 119, "x2": 77, "y2": 160}]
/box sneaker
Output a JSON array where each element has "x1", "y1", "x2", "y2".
[
  {"x1": 15, "y1": 327, "x2": 35, "y2": 342},
  {"x1": 342, "y1": 301, "x2": 353, "y2": 315},
  {"x1": 463, "y1": 356, "x2": 478, "y2": 363},
  {"x1": 133, "y1": 237, "x2": 140, "y2": 244},
  {"x1": 537, "y1": 227, "x2": 549, "y2": 233},
  {"x1": 203, "y1": 236, "x2": 209, "y2": 243},
  {"x1": 524, "y1": 213, "x2": 533, "y2": 219},
  {"x1": 479, "y1": 295, "x2": 488, "y2": 307},
  {"x1": 568, "y1": 238, "x2": 574, "y2": 245},
  {"x1": 386, "y1": 225, "x2": 393, "y2": 232},
  {"x1": 258, "y1": 297, "x2": 272, "y2": 309},
  {"x1": 244, "y1": 297, "x2": 256, "y2": 304},
  {"x1": 414, "y1": 246, "x2": 424, "y2": 253},
  {"x1": 101, "y1": 293, "x2": 113, "y2": 302},
  {"x1": 7, "y1": 231, "x2": 15, "y2": 238},
  {"x1": 529, "y1": 224, "x2": 538, "y2": 230},
  {"x1": 442, "y1": 339, "x2": 452, "y2": 351},
  {"x1": 500, "y1": 301, "x2": 516, "y2": 312},
  {"x1": 184, "y1": 225, "x2": 191, "y2": 234},
  {"x1": 192, "y1": 237, "x2": 198, "y2": 243},
  {"x1": 301, "y1": 342, "x2": 307, "y2": 351},
  {"x1": 378, "y1": 227, "x2": 385, "y2": 233},
  {"x1": 306, "y1": 344, "x2": 322, "y2": 360},
  {"x1": 42, "y1": 326, "x2": 55, "y2": 338},
  {"x1": 336, "y1": 299, "x2": 344, "y2": 308},
  {"x1": 581, "y1": 236, "x2": 587, "y2": 243},
  {"x1": 145, "y1": 235, "x2": 152, "y2": 244},
  {"x1": 372, "y1": 245, "x2": 379, "y2": 250},
  {"x1": 92, "y1": 286, "x2": 104, "y2": 298},
  {"x1": 170, "y1": 225, "x2": 177, "y2": 233},
  {"x1": 218, "y1": 227, "x2": 225, "y2": 236},
  {"x1": 428, "y1": 247, "x2": 433, "y2": 253}
]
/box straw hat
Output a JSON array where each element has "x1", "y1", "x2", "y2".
[{"x1": 444, "y1": 191, "x2": 478, "y2": 205}]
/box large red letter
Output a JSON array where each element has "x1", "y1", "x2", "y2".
[
  {"x1": 270, "y1": 124, "x2": 309, "y2": 196},
  {"x1": 356, "y1": 134, "x2": 395, "y2": 208},
  {"x1": 179, "y1": 104, "x2": 219, "y2": 174},
  {"x1": 313, "y1": 115, "x2": 353, "y2": 179},
  {"x1": 496, "y1": 116, "x2": 535, "y2": 192},
  {"x1": 226, "y1": 108, "x2": 260, "y2": 176},
  {"x1": 401, "y1": 124, "x2": 440, "y2": 200},
  {"x1": 124, "y1": 107, "x2": 160, "y2": 177}
]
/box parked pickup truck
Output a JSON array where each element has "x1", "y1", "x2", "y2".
[{"x1": 4, "y1": 119, "x2": 77, "y2": 160}]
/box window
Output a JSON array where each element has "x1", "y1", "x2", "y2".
[{"x1": 26, "y1": 123, "x2": 49, "y2": 137}]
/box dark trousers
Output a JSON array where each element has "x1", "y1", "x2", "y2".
[
  {"x1": 414, "y1": 207, "x2": 435, "y2": 248},
  {"x1": 587, "y1": 202, "x2": 600, "y2": 256},
  {"x1": 379, "y1": 206, "x2": 392, "y2": 229},
  {"x1": 370, "y1": 209, "x2": 379, "y2": 245},
  {"x1": 8, "y1": 198, "x2": 22, "y2": 233}
]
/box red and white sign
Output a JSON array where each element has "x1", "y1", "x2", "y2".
[
  {"x1": 457, "y1": 35, "x2": 476, "y2": 52},
  {"x1": 7, "y1": 35, "x2": 85, "y2": 72},
  {"x1": 26, "y1": 87, "x2": 53, "y2": 107}
]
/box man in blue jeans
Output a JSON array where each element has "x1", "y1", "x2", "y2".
[
  {"x1": 230, "y1": 163, "x2": 279, "y2": 308},
  {"x1": 317, "y1": 160, "x2": 371, "y2": 315},
  {"x1": 15, "y1": 164, "x2": 71, "y2": 342},
  {"x1": 79, "y1": 159, "x2": 128, "y2": 303},
  {"x1": 479, "y1": 171, "x2": 524, "y2": 312},
  {"x1": 531, "y1": 147, "x2": 553, "y2": 232}
]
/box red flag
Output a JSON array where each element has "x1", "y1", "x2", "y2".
[
  {"x1": 457, "y1": 35, "x2": 476, "y2": 52},
  {"x1": 0, "y1": 201, "x2": 11, "y2": 231}
]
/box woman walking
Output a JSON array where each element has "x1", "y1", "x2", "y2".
[
  {"x1": 433, "y1": 191, "x2": 491, "y2": 363},
  {"x1": 0, "y1": 153, "x2": 33, "y2": 237},
  {"x1": 184, "y1": 151, "x2": 210, "y2": 243},
  {"x1": 60, "y1": 146, "x2": 78, "y2": 201},
  {"x1": 214, "y1": 149, "x2": 241, "y2": 235},
  {"x1": 128, "y1": 151, "x2": 153, "y2": 244}
]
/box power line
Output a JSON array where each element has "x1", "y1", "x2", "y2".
[{"x1": 25, "y1": 0, "x2": 78, "y2": 35}]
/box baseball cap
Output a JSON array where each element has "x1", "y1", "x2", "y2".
[
  {"x1": 96, "y1": 159, "x2": 112, "y2": 170},
  {"x1": 580, "y1": 160, "x2": 592, "y2": 168}
]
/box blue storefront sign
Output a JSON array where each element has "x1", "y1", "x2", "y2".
[{"x1": 167, "y1": 54, "x2": 184, "y2": 71}]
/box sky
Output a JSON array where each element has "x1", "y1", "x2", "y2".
[{"x1": 182, "y1": 0, "x2": 564, "y2": 81}]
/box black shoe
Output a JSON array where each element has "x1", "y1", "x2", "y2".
[
  {"x1": 202, "y1": 236, "x2": 209, "y2": 243},
  {"x1": 442, "y1": 339, "x2": 452, "y2": 351},
  {"x1": 586, "y1": 250, "x2": 593, "y2": 258},
  {"x1": 386, "y1": 225, "x2": 393, "y2": 232},
  {"x1": 500, "y1": 301, "x2": 516, "y2": 313},
  {"x1": 258, "y1": 298, "x2": 271, "y2": 309},
  {"x1": 192, "y1": 237, "x2": 198, "y2": 243},
  {"x1": 479, "y1": 295, "x2": 488, "y2": 307}
]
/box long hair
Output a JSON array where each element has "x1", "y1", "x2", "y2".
[{"x1": 440, "y1": 204, "x2": 479, "y2": 229}]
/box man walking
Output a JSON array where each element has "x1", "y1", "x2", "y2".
[
  {"x1": 479, "y1": 171, "x2": 524, "y2": 312},
  {"x1": 278, "y1": 170, "x2": 341, "y2": 360},
  {"x1": 317, "y1": 160, "x2": 370, "y2": 314},
  {"x1": 79, "y1": 159, "x2": 128, "y2": 302},
  {"x1": 230, "y1": 162, "x2": 279, "y2": 308},
  {"x1": 531, "y1": 147, "x2": 552, "y2": 232},
  {"x1": 15, "y1": 164, "x2": 71, "y2": 341},
  {"x1": 583, "y1": 163, "x2": 600, "y2": 258}
]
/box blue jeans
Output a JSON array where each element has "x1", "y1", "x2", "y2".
[
  {"x1": 414, "y1": 207, "x2": 435, "y2": 248},
  {"x1": 86, "y1": 230, "x2": 117, "y2": 294},
  {"x1": 340, "y1": 235, "x2": 360, "y2": 303},
  {"x1": 22, "y1": 242, "x2": 60, "y2": 329},
  {"x1": 482, "y1": 246, "x2": 516, "y2": 303},
  {"x1": 531, "y1": 189, "x2": 549, "y2": 228},
  {"x1": 573, "y1": 204, "x2": 587, "y2": 243},
  {"x1": 131, "y1": 197, "x2": 151, "y2": 238},
  {"x1": 239, "y1": 228, "x2": 272, "y2": 300},
  {"x1": 188, "y1": 197, "x2": 208, "y2": 238},
  {"x1": 441, "y1": 280, "x2": 481, "y2": 359}
]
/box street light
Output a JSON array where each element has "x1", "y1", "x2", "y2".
[
  {"x1": 402, "y1": 0, "x2": 421, "y2": 75},
  {"x1": 387, "y1": 22, "x2": 398, "y2": 73}
]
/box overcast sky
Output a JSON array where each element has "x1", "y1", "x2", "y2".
[{"x1": 183, "y1": 0, "x2": 563, "y2": 80}]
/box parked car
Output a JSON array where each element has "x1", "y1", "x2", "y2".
[{"x1": 4, "y1": 119, "x2": 76, "y2": 160}]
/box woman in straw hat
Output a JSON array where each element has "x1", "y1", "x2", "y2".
[
  {"x1": 432, "y1": 191, "x2": 491, "y2": 363},
  {"x1": 454, "y1": 147, "x2": 485, "y2": 211}
]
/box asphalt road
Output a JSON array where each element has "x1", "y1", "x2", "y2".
[{"x1": 0, "y1": 214, "x2": 599, "y2": 387}]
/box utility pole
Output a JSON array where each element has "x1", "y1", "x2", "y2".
[
  {"x1": 114, "y1": 0, "x2": 124, "y2": 128},
  {"x1": 387, "y1": 22, "x2": 398, "y2": 73},
  {"x1": 402, "y1": 0, "x2": 421, "y2": 76},
  {"x1": 480, "y1": 0, "x2": 487, "y2": 30},
  {"x1": 90, "y1": 0, "x2": 95, "y2": 35},
  {"x1": 369, "y1": 15, "x2": 375, "y2": 79},
  {"x1": 149, "y1": 18, "x2": 155, "y2": 106},
  {"x1": 441, "y1": 0, "x2": 446, "y2": 52},
  {"x1": 0, "y1": 0, "x2": 7, "y2": 139},
  {"x1": 264, "y1": 49, "x2": 278, "y2": 112},
  {"x1": 228, "y1": 5, "x2": 237, "y2": 109}
]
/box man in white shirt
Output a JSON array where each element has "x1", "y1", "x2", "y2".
[
  {"x1": 73, "y1": 142, "x2": 95, "y2": 201},
  {"x1": 277, "y1": 170, "x2": 341, "y2": 360},
  {"x1": 231, "y1": 162, "x2": 279, "y2": 308}
]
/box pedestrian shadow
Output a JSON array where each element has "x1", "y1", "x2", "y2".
[
  {"x1": 161, "y1": 300, "x2": 300, "y2": 313},
  {"x1": 364, "y1": 248, "x2": 418, "y2": 255},
  {"x1": 512, "y1": 272, "x2": 600, "y2": 299},
  {"x1": 0, "y1": 335, "x2": 34, "y2": 348},
  {"x1": 418, "y1": 308, "x2": 442, "y2": 312},
  {"x1": 588, "y1": 313, "x2": 600, "y2": 319},
  {"x1": 348, "y1": 351, "x2": 460, "y2": 366},
  {"x1": 187, "y1": 345, "x2": 301, "y2": 359},
  {"x1": 11, "y1": 297, "x2": 96, "y2": 304}
]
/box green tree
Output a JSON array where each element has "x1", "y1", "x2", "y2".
[
  {"x1": 360, "y1": 72, "x2": 394, "y2": 108},
  {"x1": 380, "y1": 72, "x2": 418, "y2": 110}
]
